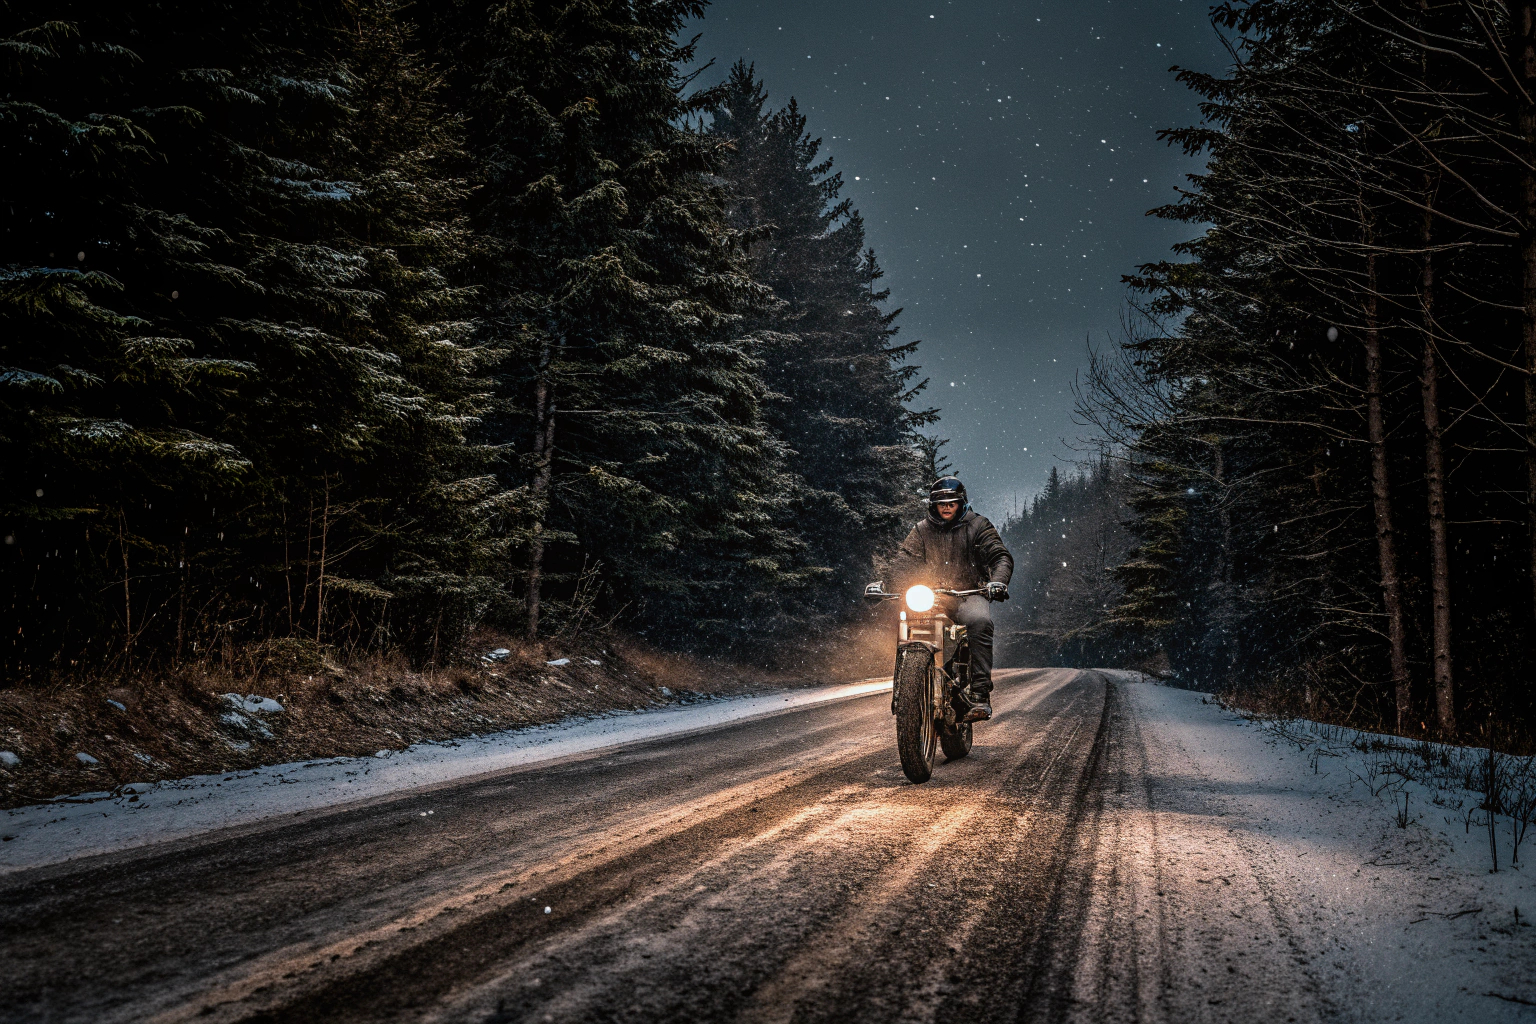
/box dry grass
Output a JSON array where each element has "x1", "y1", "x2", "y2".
[{"x1": 1216, "y1": 679, "x2": 1536, "y2": 758}]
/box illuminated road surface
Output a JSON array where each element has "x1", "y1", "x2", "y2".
[{"x1": 0, "y1": 669, "x2": 1330, "y2": 1023}]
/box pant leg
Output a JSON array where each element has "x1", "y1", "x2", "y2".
[{"x1": 954, "y1": 595, "x2": 994, "y2": 695}]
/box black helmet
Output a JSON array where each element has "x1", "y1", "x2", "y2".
[{"x1": 927, "y1": 476, "x2": 967, "y2": 507}]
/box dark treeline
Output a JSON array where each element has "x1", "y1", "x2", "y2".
[
  {"x1": 1081, "y1": 0, "x2": 1536, "y2": 737},
  {"x1": 0, "y1": 1, "x2": 930, "y2": 679},
  {"x1": 996, "y1": 462, "x2": 1137, "y2": 670}
]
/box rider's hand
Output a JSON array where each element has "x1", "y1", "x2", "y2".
[{"x1": 985, "y1": 581, "x2": 1010, "y2": 601}]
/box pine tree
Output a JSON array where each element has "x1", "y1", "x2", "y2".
[
  {"x1": 0, "y1": 1, "x2": 497, "y2": 673},
  {"x1": 1095, "y1": 1, "x2": 1534, "y2": 729},
  {"x1": 708, "y1": 61, "x2": 933, "y2": 616},
  {"x1": 1, "y1": 3, "x2": 348, "y2": 672},
  {"x1": 443, "y1": 2, "x2": 807, "y2": 643},
  {"x1": 298, "y1": 0, "x2": 505, "y2": 662}
]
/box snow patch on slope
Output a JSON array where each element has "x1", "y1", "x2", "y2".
[{"x1": 0, "y1": 679, "x2": 889, "y2": 874}]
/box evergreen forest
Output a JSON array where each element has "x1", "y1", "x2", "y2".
[
  {"x1": 0, "y1": 0, "x2": 932, "y2": 680},
  {"x1": 14, "y1": 0, "x2": 1536, "y2": 746},
  {"x1": 996, "y1": 461, "x2": 1136, "y2": 671},
  {"x1": 1058, "y1": 0, "x2": 1536, "y2": 738}
]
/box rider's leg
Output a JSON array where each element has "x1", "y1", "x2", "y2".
[{"x1": 954, "y1": 595, "x2": 994, "y2": 698}]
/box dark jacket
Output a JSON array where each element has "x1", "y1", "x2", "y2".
[{"x1": 891, "y1": 507, "x2": 1014, "y2": 592}]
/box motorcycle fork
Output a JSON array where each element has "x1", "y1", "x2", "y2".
[
  {"x1": 935, "y1": 662, "x2": 954, "y2": 727},
  {"x1": 894, "y1": 611, "x2": 948, "y2": 716},
  {"x1": 891, "y1": 611, "x2": 970, "y2": 724}
]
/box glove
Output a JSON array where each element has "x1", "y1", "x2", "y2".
[{"x1": 985, "y1": 581, "x2": 1010, "y2": 601}]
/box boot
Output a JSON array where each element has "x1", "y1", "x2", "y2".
[{"x1": 961, "y1": 687, "x2": 992, "y2": 723}]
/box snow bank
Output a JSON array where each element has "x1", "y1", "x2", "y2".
[
  {"x1": 0, "y1": 679, "x2": 889, "y2": 874},
  {"x1": 1127, "y1": 681, "x2": 1536, "y2": 1021}
]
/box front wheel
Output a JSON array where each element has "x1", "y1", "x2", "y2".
[
  {"x1": 939, "y1": 720, "x2": 973, "y2": 761},
  {"x1": 895, "y1": 646, "x2": 938, "y2": 783}
]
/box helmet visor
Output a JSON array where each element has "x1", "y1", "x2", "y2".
[{"x1": 928, "y1": 477, "x2": 965, "y2": 504}]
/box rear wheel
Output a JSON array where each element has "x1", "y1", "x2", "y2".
[
  {"x1": 895, "y1": 646, "x2": 938, "y2": 783},
  {"x1": 940, "y1": 720, "x2": 973, "y2": 760},
  {"x1": 941, "y1": 638, "x2": 975, "y2": 761}
]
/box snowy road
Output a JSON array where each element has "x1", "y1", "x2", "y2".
[{"x1": 1, "y1": 669, "x2": 1532, "y2": 1023}]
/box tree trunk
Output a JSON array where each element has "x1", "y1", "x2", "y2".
[
  {"x1": 1518, "y1": 2, "x2": 1536, "y2": 641},
  {"x1": 1361, "y1": 255, "x2": 1412, "y2": 730},
  {"x1": 1420, "y1": 194, "x2": 1456, "y2": 735},
  {"x1": 1214, "y1": 442, "x2": 1231, "y2": 585},
  {"x1": 282, "y1": 494, "x2": 294, "y2": 634},
  {"x1": 119, "y1": 505, "x2": 132, "y2": 667},
  {"x1": 526, "y1": 340, "x2": 556, "y2": 642},
  {"x1": 315, "y1": 473, "x2": 331, "y2": 644},
  {"x1": 298, "y1": 496, "x2": 315, "y2": 623},
  {"x1": 176, "y1": 523, "x2": 188, "y2": 663},
  {"x1": 1212, "y1": 441, "x2": 1239, "y2": 686}
]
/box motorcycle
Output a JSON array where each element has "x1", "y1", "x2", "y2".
[{"x1": 864, "y1": 582, "x2": 988, "y2": 783}]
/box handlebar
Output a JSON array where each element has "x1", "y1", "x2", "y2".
[{"x1": 863, "y1": 584, "x2": 988, "y2": 602}]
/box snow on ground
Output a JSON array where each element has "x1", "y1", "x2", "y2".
[
  {"x1": 1122, "y1": 676, "x2": 1536, "y2": 1022},
  {"x1": 0, "y1": 679, "x2": 889, "y2": 875}
]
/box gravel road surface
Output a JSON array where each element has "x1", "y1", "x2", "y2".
[{"x1": 0, "y1": 669, "x2": 1333, "y2": 1023}]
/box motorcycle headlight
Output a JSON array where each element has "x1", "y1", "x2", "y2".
[{"x1": 904, "y1": 585, "x2": 935, "y2": 612}]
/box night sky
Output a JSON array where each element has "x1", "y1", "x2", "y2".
[{"x1": 681, "y1": 1, "x2": 1230, "y2": 519}]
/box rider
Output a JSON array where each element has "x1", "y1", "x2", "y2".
[{"x1": 890, "y1": 476, "x2": 1013, "y2": 722}]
